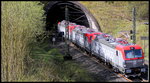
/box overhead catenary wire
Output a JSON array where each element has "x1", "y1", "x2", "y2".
[
  {"x1": 59, "y1": 4, "x2": 86, "y2": 23},
  {"x1": 72, "y1": 15, "x2": 86, "y2": 21},
  {"x1": 59, "y1": 4, "x2": 83, "y2": 13},
  {"x1": 67, "y1": 5, "x2": 83, "y2": 13},
  {"x1": 63, "y1": 5, "x2": 86, "y2": 22}
]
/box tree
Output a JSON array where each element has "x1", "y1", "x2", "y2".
[{"x1": 1, "y1": 1, "x2": 45, "y2": 81}]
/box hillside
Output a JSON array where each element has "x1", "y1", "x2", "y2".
[{"x1": 80, "y1": 1, "x2": 149, "y2": 60}]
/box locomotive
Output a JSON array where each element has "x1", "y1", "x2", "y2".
[{"x1": 57, "y1": 20, "x2": 146, "y2": 77}]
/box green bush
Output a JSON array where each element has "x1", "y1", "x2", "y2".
[
  {"x1": 1, "y1": 1, "x2": 45, "y2": 81},
  {"x1": 20, "y1": 38, "x2": 95, "y2": 82}
]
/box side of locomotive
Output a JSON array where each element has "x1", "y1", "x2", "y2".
[{"x1": 57, "y1": 20, "x2": 146, "y2": 77}]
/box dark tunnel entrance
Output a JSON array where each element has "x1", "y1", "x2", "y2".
[{"x1": 45, "y1": 1, "x2": 101, "y2": 31}]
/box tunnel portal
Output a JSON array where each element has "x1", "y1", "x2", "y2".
[{"x1": 44, "y1": 1, "x2": 101, "y2": 31}]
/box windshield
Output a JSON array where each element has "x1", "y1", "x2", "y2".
[{"x1": 125, "y1": 49, "x2": 142, "y2": 58}]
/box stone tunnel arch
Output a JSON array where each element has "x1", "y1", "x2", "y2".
[{"x1": 44, "y1": 1, "x2": 102, "y2": 32}]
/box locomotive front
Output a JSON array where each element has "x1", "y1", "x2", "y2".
[{"x1": 117, "y1": 45, "x2": 146, "y2": 77}]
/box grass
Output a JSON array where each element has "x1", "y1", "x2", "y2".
[
  {"x1": 80, "y1": 1, "x2": 149, "y2": 60},
  {"x1": 19, "y1": 38, "x2": 95, "y2": 82}
]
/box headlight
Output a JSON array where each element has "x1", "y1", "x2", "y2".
[
  {"x1": 143, "y1": 63, "x2": 145, "y2": 66},
  {"x1": 123, "y1": 64, "x2": 126, "y2": 67},
  {"x1": 141, "y1": 68, "x2": 146, "y2": 72},
  {"x1": 126, "y1": 69, "x2": 131, "y2": 73}
]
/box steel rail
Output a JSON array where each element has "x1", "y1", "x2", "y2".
[{"x1": 70, "y1": 43, "x2": 148, "y2": 82}]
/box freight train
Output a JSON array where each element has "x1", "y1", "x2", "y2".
[{"x1": 57, "y1": 20, "x2": 146, "y2": 77}]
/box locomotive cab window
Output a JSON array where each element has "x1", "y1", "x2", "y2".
[{"x1": 125, "y1": 49, "x2": 142, "y2": 58}]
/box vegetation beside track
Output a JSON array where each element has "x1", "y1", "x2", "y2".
[
  {"x1": 1, "y1": 1, "x2": 45, "y2": 81},
  {"x1": 19, "y1": 38, "x2": 95, "y2": 82}
]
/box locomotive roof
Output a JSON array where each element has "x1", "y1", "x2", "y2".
[
  {"x1": 97, "y1": 39, "x2": 116, "y2": 49},
  {"x1": 59, "y1": 20, "x2": 142, "y2": 50}
]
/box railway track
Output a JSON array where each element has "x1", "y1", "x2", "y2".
[{"x1": 70, "y1": 42, "x2": 149, "y2": 82}]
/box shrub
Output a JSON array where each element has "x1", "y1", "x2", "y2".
[{"x1": 1, "y1": 1, "x2": 45, "y2": 81}]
